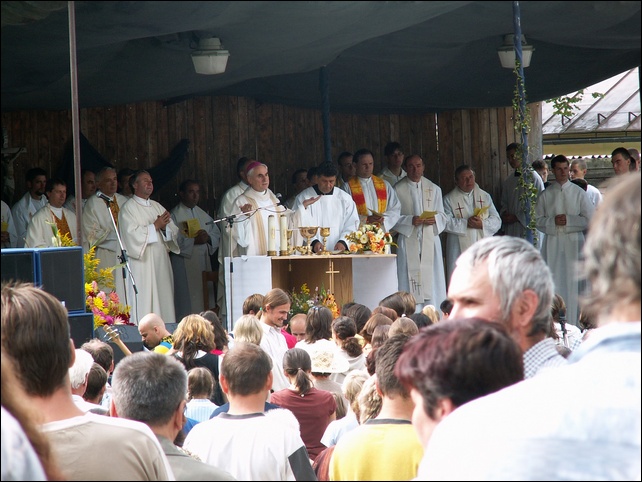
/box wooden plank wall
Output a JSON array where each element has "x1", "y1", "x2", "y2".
[{"x1": 2, "y1": 96, "x2": 542, "y2": 217}]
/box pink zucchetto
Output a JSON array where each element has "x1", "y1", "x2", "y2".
[{"x1": 245, "y1": 161, "x2": 265, "y2": 176}]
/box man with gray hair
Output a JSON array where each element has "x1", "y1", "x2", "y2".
[
  {"x1": 569, "y1": 158, "x2": 602, "y2": 207},
  {"x1": 420, "y1": 172, "x2": 641, "y2": 481},
  {"x1": 447, "y1": 235, "x2": 567, "y2": 378},
  {"x1": 83, "y1": 166, "x2": 130, "y2": 300},
  {"x1": 110, "y1": 352, "x2": 236, "y2": 481}
]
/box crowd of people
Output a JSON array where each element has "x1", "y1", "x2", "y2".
[{"x1": 0, "y1": 142, "x2": 640, "y2": 480}]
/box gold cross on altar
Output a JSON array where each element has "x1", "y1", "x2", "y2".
[{"x1": 325, "y1": 260, "x2": 340, "y2": 294}]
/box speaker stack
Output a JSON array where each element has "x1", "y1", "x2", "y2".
[{"x1": 1, "y1": 246, "x2": 93, "y2": 348}]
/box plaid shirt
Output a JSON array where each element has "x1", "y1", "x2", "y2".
[{"x1": 523, "y1": 337, "x2": 568, "y2": 378}]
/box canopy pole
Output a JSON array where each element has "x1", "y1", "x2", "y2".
[
  {"x1": 512, "y1": 1, "x2": 534, "y2": 245},
  {"x1": 68, "y1": 1, "x2": 83, "y2": 246},
  {"x1": 320, "y1": 66, "x2": 332, "y2": 163}
]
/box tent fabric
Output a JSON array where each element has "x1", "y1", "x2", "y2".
[{"x1": 1, "y1": 1, "x2": 640, "y2": 114}]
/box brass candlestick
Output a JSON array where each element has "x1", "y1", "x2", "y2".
[{"x1": 282, "y1": 229, "x2": 294, "y2": 256}]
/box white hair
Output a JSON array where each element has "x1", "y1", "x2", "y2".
[{"x1": 69, "y1": 349, "x2": 95, "y2": 389}]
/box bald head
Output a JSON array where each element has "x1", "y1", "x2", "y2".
[
  {"x1": 138, "y1": 313, "x2": 169, "y2": 350},
  {"x1": 289, "y1": 313, "x2": 307, "y2": 341}
]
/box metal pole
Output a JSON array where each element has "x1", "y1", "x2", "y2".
[
  {"x1": 512, "y1": 1, "x2": 534, "y2": 245},
  {"x1": 68, "y1": 1, "x2": 83, "y2": 246}
]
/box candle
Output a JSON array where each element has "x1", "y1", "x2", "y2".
[
  {"x1": 268, "y1": 215, "x2": 276, "y2": 253},
  {"x1": 280, "y1": 214, "x2": 288, "y2": 253}
]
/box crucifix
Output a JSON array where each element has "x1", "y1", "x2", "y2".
[
  {"x1": 477, "y1": 195, "x2": 484, "y2": 209},
  {"x1": 455, "y1": 203, "x2": 465, "y2": 218},
  {"x1": 325, "y1": 259, "x2": 340, "y2": 294}
]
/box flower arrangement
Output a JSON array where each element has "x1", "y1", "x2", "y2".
[
  {"x1": 48, "y1": 223, "x2": 132, "y2": 329},
  {"x1": 86, "y1": 280, "x2": 131, "y2": 328},
  {"x1": 345, "y1": 223, "x2": 395, "y2": 254},
  {"x1": 289, "y1": 283, "x2": 339, "y2": 319}
]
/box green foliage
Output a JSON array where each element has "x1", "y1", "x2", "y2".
[
  {"x1": 546, "y1": 90, "x2": 605, "y2": 119},
  {"x1": 512, "y1": 62, "x2": 539, "y2": 246}
]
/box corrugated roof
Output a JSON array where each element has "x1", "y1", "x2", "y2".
[{"x1": 542, "y1": 67, "x2": 640, "y2": 135}]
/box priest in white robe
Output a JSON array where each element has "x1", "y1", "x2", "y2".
[
  {"x1": 170, "y1": 179, "x2": 220, "y2": 320},
  {"x1": 500, "y1": 143, "x2": 545, "y2": 249},
  {"x1": 215, "y1": 157, "x2": 251, "y2": 327},
  {"x1": 536, "y1": 155, "x2": 594, "y2": 328},
  {"x1": 341, "y1": 148, "x2": 401, "y2": 233},
  {"x1": 1, "y1": 200, "x2": 18, "y2": 248},
  {"x1": 11, "y1": 167, "x2": 47, "y2": 247},
  {"x1": 25, "y1": 178, "x2": 80, "y2": 248},
  {"x1": 232, "y1": 161, "x2": 287, "y2": 256},
  {"x1": 82, "y1": 167, "x2": 129, "y2": 303},
  {"x1": 393, "y1": 155, "x2": 448, "y2": 310},
  {"x1": 291, "y1": 161, "x2": 359, "y2": 253},
  {"x1": 118, "y1": 170, "x2": 179, "y2": 325},
  {"x1": 444, "y1": 165, "x2": 501, "y2": 285}
]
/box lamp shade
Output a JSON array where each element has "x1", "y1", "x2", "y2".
[
  {"x1": 191, "y1": 37, "x2": 229, "y2": 75},
  {"x1": 497, "y1": 34, "x2": 534, "y2": 69}
]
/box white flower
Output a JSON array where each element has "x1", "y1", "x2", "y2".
[{"x1": 360, "y1": 234, "x2": 368, "y2": 244}]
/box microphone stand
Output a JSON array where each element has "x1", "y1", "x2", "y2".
[
  {"x1": 100, "y1": 195, "x2": 139, "y2": 320},
  {"x1": 207, "y1": 206, "x2": 262, "y2": 330}
]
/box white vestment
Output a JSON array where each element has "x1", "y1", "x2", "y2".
[
  {"x1": 1, "y1": 200, "x2": 18, "y2": 248},
  {"x1": 394, "y1": 177, "x2": 447, "y2": 307},
  {"x1": 443, "y1": 184, "x2": 501, "y2": 283},
  {"x1": 341, "y1": 176, "x2": 401, "y2": 233},
  {"x1": 11, "y1": 192, "x2": 47, "y2": 247},
  {"x1": 500, "y1": 168, "x2": 545, "y2": 249},
  {"x1": 216, "y1": 181, "x2": 248, "y2": 326},
  {"x1": 535, "y1": 181, "x2": 594, "y2": 327},
  {"x1": 170, "y1": 202, "x2": 220, "y2": 320},
  {"x1": 118, "y1": 195, "x2": 180, "y2": 325},
  {"x1": 233, "y1": 187, "x2": 287, "y2": 256},
  {"x1": 586, "y1": 183, "x2": 603, "y2": 207},
  {"x1": 82, "y1": 192, "x2": 129, "y2": 303},
  {"x1": 25, "y1": 204, "x2": 79, "y2": 248},
  {"x1": 291, "y1": 186, "x2": 359, "y2": 250},
  {"x1": 377, "y1": 167, "x2": 406, "y2": 187}
]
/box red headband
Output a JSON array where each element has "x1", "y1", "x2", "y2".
[{"x1": 245, "y1": 161, "x2": 264, "y2": 176}]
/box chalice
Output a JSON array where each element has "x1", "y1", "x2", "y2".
[
  {"x1": 319, "y1": 227, "x2": 331, "y2": 254},
  {"x1": 299, "y1": 226, "x2": 319, "y2": 255}
]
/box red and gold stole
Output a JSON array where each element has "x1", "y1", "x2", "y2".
[
  {"x1": 54, "y1": 210, "x2": 71, "y2": 239},
  {"x1": 348, "y1": 176, "x2": 388, "y2": 216}
]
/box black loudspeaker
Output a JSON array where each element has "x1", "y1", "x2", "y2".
[
  {"x1": 1, "y1": 249, "x2": 37, "y2": 285},
  {"x1": 37, "y1": 247, "x2": 85, "y2": 312},
  {"x1": 94, "y1": 324, "x2": 144, "y2": 366},
  {"x1": 69, "y1": 312, "x2": 95, "y2": 349}
]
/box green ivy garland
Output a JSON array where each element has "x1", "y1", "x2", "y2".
[{"x1": 511, "y1": 61, "x2": 539, "y2": 246}]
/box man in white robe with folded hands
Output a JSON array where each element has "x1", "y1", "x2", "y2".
[
  {"x1": 292, "y1": 161, "x2": 359, "y2": 254},
  {"x1": 394, "y1": 154, "x2": 448, "y2": 311},
  {"x1": 170, "y1": 179, "x2": 220, "y2": 320},
  {"x1": 443, "y1": 164, "x2": 501, "y2": 285},
  {"x1": 119, "y1": 170, "x2": 180, "y2": 325}
]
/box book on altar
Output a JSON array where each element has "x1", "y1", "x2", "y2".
[
  {"x1": 183, "y1": 218, "x2": 201, "y2": 238},
  {"x1": 473, "y1": 205, "x2": 490, "y2": 217},
  {"x1": 419, "y1": 210, "x2": 437, "y2": 220}
]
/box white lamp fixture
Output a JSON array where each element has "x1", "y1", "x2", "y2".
[
  {"x1": 191, "y1": 37, "x2": 229, "y2": 75},
  {"x1": 497, "y1": 34, "x2": 534, "y2": 69}
]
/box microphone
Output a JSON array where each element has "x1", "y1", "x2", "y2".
[
  {"x1": 98, "y1": 193, "x2": 112, "y2": 204},
  {"x1": 275, "y1": 193, "x2": 287, "y2": 208}
]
